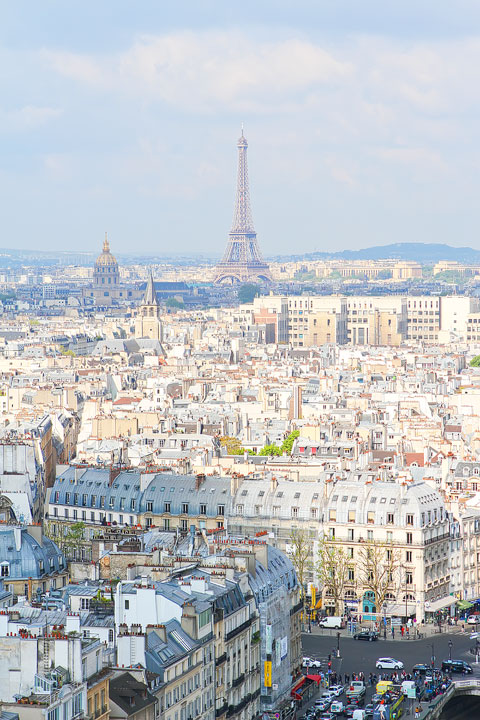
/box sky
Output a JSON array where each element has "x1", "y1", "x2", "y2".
[{"x1": 3, "y1": 1, "x2": 480, "y2": 257}]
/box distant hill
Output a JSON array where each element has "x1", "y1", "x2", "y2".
[{"x1": 271, "y1": 243, "x2": 480, "y2": 263}]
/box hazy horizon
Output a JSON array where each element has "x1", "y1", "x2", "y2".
[{"x1": 3, "y1": 1, "x2": 480, "y2": 256}]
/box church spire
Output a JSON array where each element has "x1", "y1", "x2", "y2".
[
  {"x1": 143, "y1": 270, "x2": 158, "y2": 306},
  {"x1": 103, "y1": 231, "x2": 110, "y2": 253}
]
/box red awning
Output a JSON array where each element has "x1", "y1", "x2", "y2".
[
  {"x1": 291, "y1": 677, "x2": 306, "y2": 699},
  {"x1": 306, "y1": 674, "x2": 322, "y2": 684}
]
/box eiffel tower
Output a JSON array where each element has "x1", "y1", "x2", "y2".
[{"x1": 214, "y1": 129, "x2": 272, "y2": 284}]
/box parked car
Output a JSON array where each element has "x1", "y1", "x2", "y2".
[
  {"x1": 353, "y1": 630, "x2": 378, "y2": 641},
  {"x1": 376, "y1": 657, "x2": 404, "y2": 670},
  {"x1": 441, "y1": 659, "x2": 473, "y2": 674},
  {"x1": 467, "y1": 614, "x2": 480, "y2": 625}
]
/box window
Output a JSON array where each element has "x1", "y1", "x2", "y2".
[
  {"x1": 0, "y1": 562, "x2": 9, "y2": 577},
  {"x1": 236, "y1": 504, "x2": 244, "y2": 515},
  {"x1": 65, "y1": 492, "x2": 70, "y2": 504},
  {"x1": 124, "y1": 599, "x2": 129, "y2": 610},
  {"x1": 367, "y1": 530, "x2": 373, "y2": 541},
  {"x1": 164, "y1": 502, "x2": 171, "y2": 513},
  {"x1": 348, "y1": 528, "x2": 354, "y2": 541},
  {"x1": 291, "y1": 507, "x2": 299, "y2": 519},
  {"x1": 182, "y1": 503, "x2": 189, "y2": 514},
  {"x1": 367, "y1": 511, "x2": 375, "y2": 524},
  {"x1": 130, "y1": 499, "x2": 136, "y2": 511},
  {"x1": 74, "y1": 493, "x2": 78, "y2": 505},
  {"x1": 200, "y1": 504, "x2": 207, "y2": 515},
  {"x1": 406, "y1": 571, "x2": 413, "y2": 585},
  {"x1": 310, "y1": 508, "x2": 317, "y2": 519},
  {"x1": 406, "y1": 532, "x2": 413, "y2": 545},
  {"x1": 387, "y1": 513, "x2": 394, "y2": 525},
  {"x1": 348, "y1": 510, "x2": 355, "y2": 523},
  {"x1": 217, "y1": 505, "x2": 225, "y2": 516},
  {"x1": 146, "y1": 501, "x2": 153, "y2": 512},
  {"x1": 348, "y1": 569, "x2": 355, "y2": 581},
  {"x1": 164, "y1": 518, "x2": 170, "y2": 530},
  {"x1": 100, "y1": 496, "x2": 105, "y2": 508},
  {"x1": 120, "y1": 497, "x2": 125, "y2": 511},
  {"x1": 329, "y1": 509, "x2": 336, "y2": 521},
  {"x1": 82, "y1": 494, "x2": 87, "y2": 506},
  {"x1": 406, "y1": 514, "x2": 414, "y2": 526},
  {"x1": 348, "y1": 547, "x2": 354, "y2": 559},
  {"x1": 406, "y1": 550, "x2": 412, "y2": 562},
  {"x1": 329, "y1": 527, "x2": 335, "y2": 539}
]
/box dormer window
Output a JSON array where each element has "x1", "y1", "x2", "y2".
[{"x1": 0, "y1": 562, "x2": 9, "y2": 577}]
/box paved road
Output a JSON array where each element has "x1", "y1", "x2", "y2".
[
  {"x1": 299, "y1": 631, "x2": 480, "y2": 718},
  {"x1": 302, "y1": 630, "x2": 478, "y2": 679}
]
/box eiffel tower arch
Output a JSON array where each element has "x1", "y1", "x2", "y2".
[{"x1": 214, "y1": 130, "x2": 272, "y2": 285}]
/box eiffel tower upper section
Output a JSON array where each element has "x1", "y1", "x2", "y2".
[{"x1": 214, "y1": 130, "x2": 272, "y2": 285}]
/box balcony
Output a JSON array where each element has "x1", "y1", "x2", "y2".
[
  {"x1": 215, "y1": 653, "x2": 227, "y2": 667},
  {"x1": 232, "y1": 673, "x2": 245, "y2": 688},
  {"x1": 225, "y1": 617, "x2": 253, "y2": 642},
  {"x1": 216, "y1": 703, "x2": 228, "y2": 717}
]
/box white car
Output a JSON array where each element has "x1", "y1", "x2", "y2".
[
  {"x1": 330, "y1": 685, "x2": 344, "y2": 697},
  {"x1": 321, "y1": 691, "x2": 337, "y2": 702},
  {"x1": 467, "y1": 615, "x2": 480, "y2": 625},
  {"x1": 376, "y1": 657, "x2": 404, "y2": 670},
  {"x1": 303, "y1": 657, "x2": 322, "y2": 668}
]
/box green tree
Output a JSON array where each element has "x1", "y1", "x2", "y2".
[
  {"x1": 258, "y1": 444, "x2": 282, "y2": 456},
  {"x1": 166, "y1": 297, "x2": 184, "y2": 309},
  {"x1": 471, "y1": 355, "x2": 480, "y2": 367},
  {"x1": 237, "y1": 284, "x2": 261, "y2": 304},
  {"x1": 356, "y1": 540, "x2": 402, "y2": 615},
  {"x1": 281, "y1": 430, "x2": 300, "y2": 455},
  {"x1": 44, "y1": 521, "x2": 86, "y2": 559}
]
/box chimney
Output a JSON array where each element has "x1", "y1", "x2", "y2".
[
  {"x1": 146, "y1": 624, "x2": 167, "y2": 643},
  {"x1": 109, "y1": 466, "x2": 121, "y2": 487},
  {"x1": 195, "y1": 473, "x2": 206, "y2": 490},
  {"x1": 270, "y1": 475, "x2": 278, "y2": 493}
]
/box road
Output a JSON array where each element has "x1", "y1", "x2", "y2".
[
  {"x1": 300, "y1": 630, "x2": 480, "y2": 718},
  {"x1": 302, "y1": 629, "x2": 477, "y2": 680}
]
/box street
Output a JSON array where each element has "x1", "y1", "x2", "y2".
[
  {"x1": 302, "y1": 629, "x2": 477, "y2": 679},
  {"x1": 300, "y1": 630, "x2": 480, "y2": 717}
]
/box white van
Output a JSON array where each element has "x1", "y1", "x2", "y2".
[
  {"x1": 318, "y1": 616, "x2": 343, "y2": 629},
  {"x1": 352, "y1": 710, "x2": 365, "y2": 720}
]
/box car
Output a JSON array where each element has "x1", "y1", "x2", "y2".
[
  {"x1": 330, "y1": 701, "x2": 344, "y2": 715},
  {"x1": 347, "y1": 696, "x2": 364, "y2": 707},
  {"x1": 371, "y1": 694, "x2": 382, "y2": 705},
  {"x1": 329, "y1": 685, "x2": 344, "y2": 697},
  {"x1": 353, "y1": 630, "x2": 378, "y2": 641},
  {"x1": 344, "y1": 705, "x2": 358, "y2": 718},
  {"x1": 441, "y1": 659, "x2": 473, "y2": 674},
  {"x1": 321, "y1": 692, "x2": 336, "y2": 703},
  {"x1": 364, "y1": 704, "x2": 374, "y2": 718},
  {"x1": 376, "y1": 657, "x2": 404, "y2": 670},
  {"x1": 315, "y1": 700, "x2": 331, "y2": 712},
  {"x1": 319, "y1": 714, "x2": 334, "y2": 720},
  {"x1": 467, "y1": 615, "x2": 480, "y2": 625},
  {"x1": 412, "y1": 664, "x2": 431, "y2": 675}
]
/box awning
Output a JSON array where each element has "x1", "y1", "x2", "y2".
[
  {"x1": 306, "y1": 674, "x2": 322, "y2": 684},
  {"x1": 384, "y1": 602, "x2": 416, "y2": 616},
  {"x1": 425, "y1": 596, "x2": 457, "y2": 612},
  {"x1": 457, "y1": 600, "x2": 474, "y2": 611}
]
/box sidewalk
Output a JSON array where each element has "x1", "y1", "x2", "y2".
[{"x1": 306, "y1": 623, "x2": 467, "y2": 641}]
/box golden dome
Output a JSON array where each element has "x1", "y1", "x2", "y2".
[{"x1": 95, "y1": 232, "x2": 118, "y2": 268}]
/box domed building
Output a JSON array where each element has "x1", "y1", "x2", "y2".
[
  {"x1": 86, "y1": 233, "x2": 140, "y2": 307},
  {"x1": 94, "y1": 232, "x2": 120, "y2": 289}
]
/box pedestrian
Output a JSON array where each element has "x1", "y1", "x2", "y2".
[
  {"x1": 401, "y1": 625, "x2": 404, "y2": 637},
  {"x1": 392, "y1": 627, "x2": 395, "y2": 639},
  {"x1": 415, "y1": 706, "x2": 421, "y2": 719}
]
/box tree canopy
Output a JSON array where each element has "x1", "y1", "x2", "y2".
[
  {"x1": 471, "y1": 355, "x2": 480, "y2": 367},
  {"x1": 237, "y1": 284, "x2": 261, "y2": 304}
]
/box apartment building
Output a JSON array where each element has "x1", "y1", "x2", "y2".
[{"x1": 229, "y1": 475, "x2": 450, "y2": 622}]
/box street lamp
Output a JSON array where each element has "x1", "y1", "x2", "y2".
[{"x1": 448, "y1": 640, "x2": 453, "y2": 661}]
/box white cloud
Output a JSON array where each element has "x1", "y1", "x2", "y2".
[
  {"x1": 0, "y1": 105, "x2": 62, "y2": 131},
  {"x1": 42, "y1": 31, "x2": 352, "y2": 113}
]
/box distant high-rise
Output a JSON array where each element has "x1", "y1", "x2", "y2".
[{"x1": 214, "y1": 130, "x2": 272, "y2": 285}]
